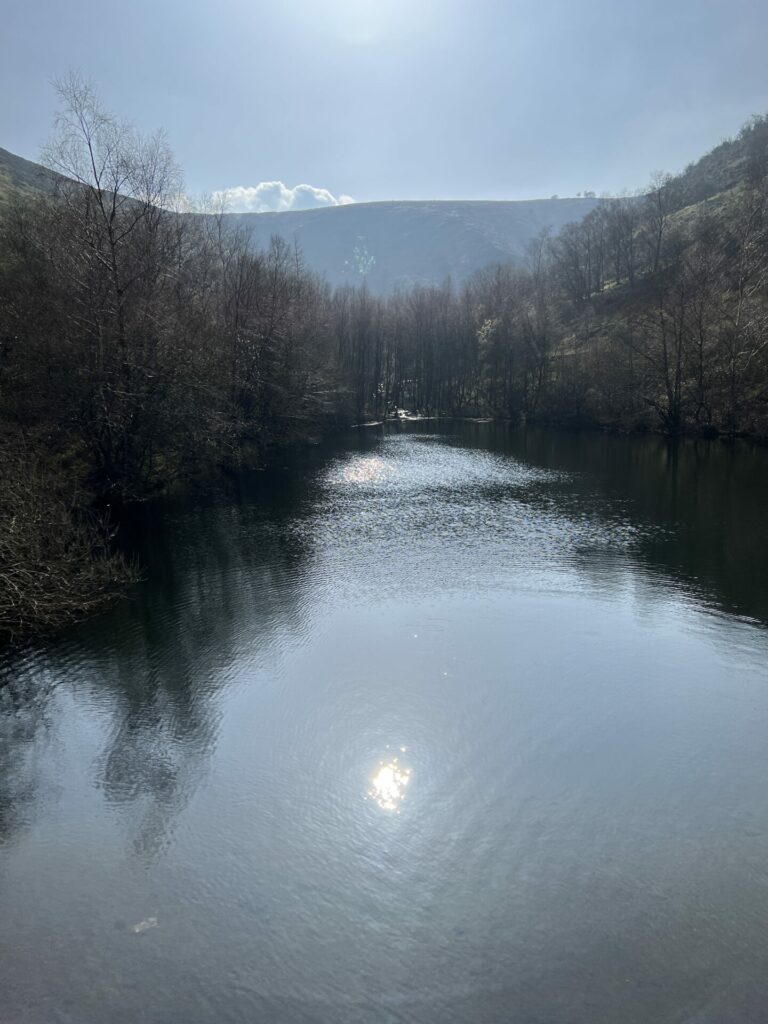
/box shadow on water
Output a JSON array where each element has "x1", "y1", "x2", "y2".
[
  {"x1": 440, "y1": 421, "x2": 768, "y2": 625},
  {"x1": 0, "y1": 441, "x2": 335, "y2": 854}
]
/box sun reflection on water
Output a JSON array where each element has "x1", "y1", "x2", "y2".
[
  {"x1": 368, "y1": 756, "x2": 411, "y2": 811},
  {"x1": 342, "y1": 456, "x2": 393, "y2": 485}
]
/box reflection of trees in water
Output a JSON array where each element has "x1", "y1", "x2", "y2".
[
  {"x1": 456, "y1": 421, "x2": 768, "y2": 625},
  {"x1": 0, "y1": 660, "x2": 55, "y2": 847},
  {"x1": 96, "y1": 703, "x2": 205, "y2": 858},
  {"x1": 91, "y1": 447, "x2": 340, "y2": 858},
  {"x1": 1, "y1": 451, "x2": 327, "y2": 857},
  {"x1": 89, "y1": 484, "x2": 318, "y2": 857}
]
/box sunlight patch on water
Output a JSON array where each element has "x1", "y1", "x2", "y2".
[
  {"x1": 341, "y1": 456, "x2": 395, "y2": 485},
  {"x1": 303, "y1": 434, "x2": 653, "y2": 609},
  {"x1": 368, "y1": 757, "x2": 411, "y2": 811}
]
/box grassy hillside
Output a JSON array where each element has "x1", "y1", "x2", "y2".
[
  {"x1": 675, "y1": 115, "x2": 768, "y2": 206},
  {"x1": 0, "y1": 147, "x2": 59, "y2": 206}
]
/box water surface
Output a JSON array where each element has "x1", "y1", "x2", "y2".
[{"x1": 2, "y1": 423, "x2": 768, "y2": 1023}]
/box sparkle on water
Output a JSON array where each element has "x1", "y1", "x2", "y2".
[
  {"x1": 368, "y1": 757, "x2": 411, "y2": 811},
  {"x1": 341, "y1": 455, "x2": 394, "y2": 485}
]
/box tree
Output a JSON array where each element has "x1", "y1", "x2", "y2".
[{"x1": 39, "y1": 72, "x2": 185, "y2": 493}]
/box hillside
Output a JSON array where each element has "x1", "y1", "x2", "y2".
[
  {"x1": 0, "y1": 146, "x2": 59, "y2": 205},
  {"x1": 2, "y1": 113, "x2": 765, "y2": 299},
  {"x1": 0, "y1": 146, "x2": 599, "y2": 291},
  {"x1": 227, "y1": 196, "x2": 600, "y2": 292},
  {"x1": 676, "y1": 115, "x2": 768, "y2": 206}
]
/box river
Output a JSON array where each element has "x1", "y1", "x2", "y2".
[{"x1": 2, "y1": 422, "x2": 768, "y2": 1023}]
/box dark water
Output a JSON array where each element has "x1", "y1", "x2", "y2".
[{"x1": 2, "y1": 422, "x2": 768, "y2": 1024}]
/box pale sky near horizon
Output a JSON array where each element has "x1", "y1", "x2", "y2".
[{"x1": 1, "y1": 0, "x2": 767, "y2": 211}]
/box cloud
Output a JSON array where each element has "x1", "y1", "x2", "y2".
[{"x1": 212, "y1": 181, "x2": 355, "y2": 213}]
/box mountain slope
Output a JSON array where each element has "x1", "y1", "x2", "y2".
[
  {"x1": 0, "y1": 146, "x2": 60, "y2": 205},
  {"x1": 0, "y1": 146, "x2": 597, "y2": 291},
  {"x1": 670, "y1": 114, "x2": 768, "y2": 208},
  {"x1": 3, "y1": 117, "x2": 767, "y2": 293},
  {"x1": 229, "y1": 197, "x2": 600, "y2": 292}
]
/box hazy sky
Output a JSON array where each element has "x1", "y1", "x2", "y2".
[{"x1": 2, "y1": 0, "x2": 767, "y2": 209}]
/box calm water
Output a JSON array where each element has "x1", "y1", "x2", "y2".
[{"x1": 2, "y1": 422, "x2": 768, "y2": 1024}]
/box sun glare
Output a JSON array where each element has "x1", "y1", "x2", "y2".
[
  {"x1": 342, "y1": 456, "x2": 393, "y2": 484},
  {"x1": 368, "y1": 757, "x2": 411, "y2": 811},
  {"x1": 323, "y1": 0, "x2": 432, "y2": 45}
]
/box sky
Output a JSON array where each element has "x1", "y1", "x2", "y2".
[{"x1": 1, "y1": 0, "x2": 767, "y2": 211}]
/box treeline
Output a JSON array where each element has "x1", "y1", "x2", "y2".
[
  {"x1": 1, "y1": 80, "x2": 767, "y2": 636},
  {"x1": 0, "y1": 78, "x2": 347, "y2": 636},
  {"x1": 336, "y1": 115, "x2": 768, "y2": 435},
  {"x1": 0, "y1": 77, "x2": 347, "y2": 502}
]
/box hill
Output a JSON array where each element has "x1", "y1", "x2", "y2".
[
  {"x1": 675, "y1": 114, "x2": 768, "y2": 206},
  {"x1": 228, "y1": 197, "x2": 600, "y2": 292},
  {"x1": 0, "y1": 146, "x2": 599, "y2": 291},
  {"x1": 0, "y1": 146, "x2": 60, "y2": 205},
  {"x1": 4, "y1": 115, "x2": 768, "y2": 293}
]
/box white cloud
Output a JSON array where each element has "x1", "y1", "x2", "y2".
[{"x1": 212, "y1": 181, "x2": 355, "y2": 214}]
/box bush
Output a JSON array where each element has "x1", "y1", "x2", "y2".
[{"x1": 0, "y1": 439, "x2": 137, "y2": 641}]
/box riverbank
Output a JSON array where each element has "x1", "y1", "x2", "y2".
[
  {"x1": 0, "y1": 441, "x2": 138, "y2": 646},
  {"x1": 360, "y1": 410, "x2": 768, "y2": 444},
  {"x1": 0, "y1": 420, "x2": 332, "y2": 646}
]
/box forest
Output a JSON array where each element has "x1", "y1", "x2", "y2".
[{"x1": 1, "y1": 77, "x2": 768, "y2": 637}]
